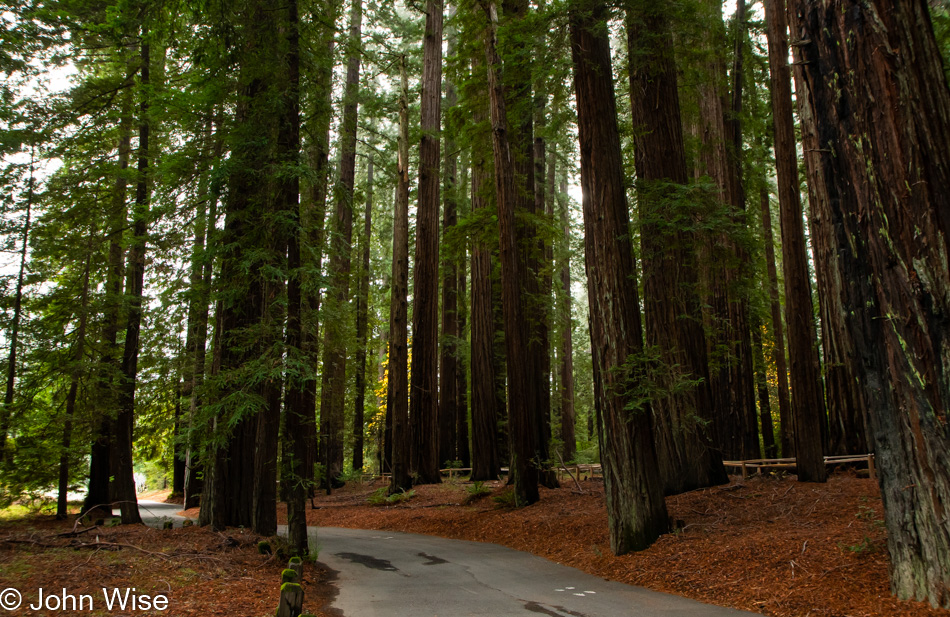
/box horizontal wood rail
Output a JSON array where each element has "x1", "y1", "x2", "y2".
[{"x1": 722, "y1": 454, "x2": 876, "y2": 480}]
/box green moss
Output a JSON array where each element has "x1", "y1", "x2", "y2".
[
  {"x1": 281, "y1": 568, "x2": 297, "y2": 583},
  {"x1": 279, "y1": 582, "x2": 302, "y2": 594},
  {"x1": 258, "y1": 540, "x2": 272, "y2": 555}
]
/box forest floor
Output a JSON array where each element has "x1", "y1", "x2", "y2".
[
  {"x1": 0, "y1": 511, "x2": 338, "y2": 616},
  {"x1": 4, "y1": 472, "x2": 945, "y2": 617},
  {"x1": 258, "y1": 470, "x2": 946, "y2": 617}
]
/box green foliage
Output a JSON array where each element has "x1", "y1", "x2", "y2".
[
  {"x1": 306, "y1": 528, "x2": 320, "y2": 561},
  {"x1": 491, "y1": 488, "x2": 517, "y2": 509},
  {"x1": 930, "y1": 1, "x2": 950, "y2": 83},
  {"x1": 367, "y1": 487, "x2": 416, "y2": 506},
  {"x1": 839, "y1": 536, "x2": 878, "y2": 555},
  {"x1": 573, "y1": 441, "x2": 599, "y2": 465},
  {"x1": 463, "y1": 481, "x2": 492, "y2": 505},
  {"x1": 615, "y1": 345, "x2": 705, "y2": 423}
]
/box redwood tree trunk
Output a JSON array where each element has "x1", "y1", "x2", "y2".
[
  {"x1": 203, "y1": 0, "x2": 281, "y2": 529},
  {"x1": 278, "y1": 0, "x2": 307, "y2": 554},
  {"x1": 764, "y1": 0, "x2": 826, "y2": 483},
  {"x1": 319, "y1": 0, "x2": 362, "y2": 489},
  {"x1": 352, "y1": 155, "x2": 373, "y2": 472},
  {"x1": 114, "y1": 36, "x2": 151, "y2": 525},
  {"x1": 470, "y1": 53, "x2": 500, "y2": 481},
  {"x1": 571, "y1": 0, "x2": 668, "y2": 552},
  {"x1": 556, "y1": 167, "x2": 576, "y2": 463},
  {"x1": 409, "y1": 0, "x2": 444, "y2": 485},
  {"x1": 783, "y1": 2, "x2": 869, "y2": 458},
  {"x1": 85, "y1": 83, "x2": 132, "y2": 519},
  {"x1": 439, "y1": 27, "x2": 460, "y2": 468},
  {"x1": 626, "y1": 2, "x2": 727, "y2": 496},
  {"x1": 388, "y1": 56, "x2": 413, "y2": 494},
  {"x1": 789, "y1": 0, "x2": 950, "y2": 606},
  {"x1": 694, "y1": 0, "x2": 758, "y2": 461},
  {"x1": 301, "y1": 0, "x2": 339, "y2": 495},
  {"x1": 456, "y1": 257, "x2": 471, "y2": 468},
  {"x1": 484, "y1": 0, "x2": 538, "y2": 505}
]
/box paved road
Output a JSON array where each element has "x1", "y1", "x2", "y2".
[
  {"x1": 316, "y1": 527, "x2": 761, "y2": 617},
  {"x1": 128, "y1": 505, "x2": 759, "y2": 616},
  {"x1": 114, "y1": 500, "x2": 189, "y2": 527}
]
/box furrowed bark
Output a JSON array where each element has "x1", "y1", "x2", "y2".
[{"x1": 571, "y1": 0, "x2": 668, "y2": 552}]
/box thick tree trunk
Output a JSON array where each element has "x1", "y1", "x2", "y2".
[
  {"x1": 555, "y1": 166, "x2": 576, "y2": 463},
  {"x1": 780, "y1": 4, "x2": 869, "y2": 459},
  {"x1": 694, "y1": 0, "x2": 758, "y2": 461},
  {"x1": 352, "y1": 155, "x2": 373, "y2": 473},
  {"x1": 764, "y1": 0, "x2": 826, "y2": 483},
  {"x1": 319, "y1": 0, "x2": 363, "y2": 490},
  {"x1": 388, "y1": 56, "x2": 413, "y2": 494},
  {"x1": 85, "y1": 84, "x2": 133, "y2": 520},
  {"x1": 789, "y1": 0, "x2": 950, "y2": 606},
  {"x1": 571, "y1": 0, "x2": 668, "y2": 552},
  {"x1": 279, "y1": 0, "x2": 308, "y2": 554},
  {"x1": 470, "y1": 59, "x2": 500, "y2": 481},
  {"x1": 533, "y1": 83, "x2": 556, "y2": 490},
  {"x1": 204, "y1": 0, "x2": 283, "y2": 529},
  {"x1": 626, "y1": 4, "x2": 727, "y2": 496},
  {"x1": 470, "y1": 78, "x2": 500, "y2": 481},
  {"x1": 439, "y1": 23, "x2": 460, "y2": 468},
  {"x1": 410, "y1": 0, "x2": 444, "y2": 485},
  {"x1": 301, "y1": 0, "x2": 339, "y2": 495},
  {"x1": 492, "y1": 258, "x2": 509, "y2": 466},
  {"x1": 484, "y1": 0, "x2": 539, "y2": 505},
  {"x1": 114, "y1": 37, "x2": 152, "y2": 525},
  {"x1": 455, "y1": 152, "x2": 471, "y2": 469},
  {"x1": 456, "y1": 260, "x2": 471, "y2": 468}
]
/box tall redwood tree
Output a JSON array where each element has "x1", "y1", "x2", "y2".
[{"x1": 570, "y1": 0, "x2": 668, "y2": 552}]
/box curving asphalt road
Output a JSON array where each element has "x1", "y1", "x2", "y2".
[
  {"x1": 115, "y1": 500, "x2": 189, "y2": 527},
  {"x1": 130, "y1": 501, "x2": 760, "y2": 617},
  {"x1": 316, "y1": 527, "x2": 761, "y2": 617}
]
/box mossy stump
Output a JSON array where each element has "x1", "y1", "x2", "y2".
[
  {"x1": 288, "y1": 556, "x2": 303, "y2": 580},
  {"x1": 275, "y1": 582, "x2": 303, "y2": 617}
]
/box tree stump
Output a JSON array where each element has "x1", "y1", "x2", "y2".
[
  {"x1": 276, "y1": 582, "x2": 304, "y2": 617},
  {"x1": 288, "y1": 557, "x2": 303, "y2": 580}
]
